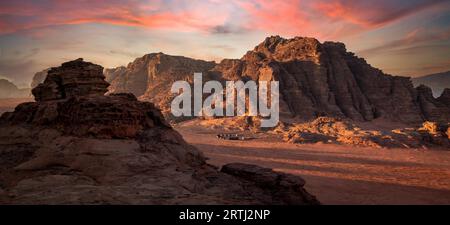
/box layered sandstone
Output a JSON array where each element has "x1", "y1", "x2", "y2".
[
  {"x1": 0, "y1": 59, "x2": 319, "y2": 204},
  {"x1": 416, "y1": 85, "x2": 450, "y2": 123},
  {"x1": 215, "y1": 36, "x2": 425, "y2": 123},
  {"x1": 102, "y1": 36, "x2": 449, "y2": 125},
  {"x1": 106, "y1": 53, "x2": 216, "y2": 117},
  {"x1": 32, "y1": 58, "x2": 109, "y2": 101}
]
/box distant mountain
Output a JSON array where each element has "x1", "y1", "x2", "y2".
[
  {"x1": 412, "y1": 71, "x2": 450, "y2": 97},
  {"x1": 32, "y1": 36, "x2": 450, "y2": 124},
  {"x1": 0, "y1": 79, "x2": 31, "y2": 98},
  {"x1": 104, "y1": 53, "x2": 216, "y2": 119}
]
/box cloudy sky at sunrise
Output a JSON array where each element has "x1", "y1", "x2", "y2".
[{"x1": 1, "y1": 0, "x2": 450, "y2": 87}]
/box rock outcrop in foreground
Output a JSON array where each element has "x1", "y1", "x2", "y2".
[
  {"x1": 102, "y1": 36, "x2": 450, "y2": 124},
  {"x1": 32, "y1": 58, "x2": 109, "y2": 101},
  {"x1": 0, "y1": 59, "x2": 318, "y2": 204}
]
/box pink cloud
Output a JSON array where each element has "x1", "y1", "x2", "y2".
[
  {"x1": 233, "y1": 0, "x2": 448, "y2": 39},
  {"x1": 0, "y1": 0, "x2": 448, "y2": 40},
  {"x1": 235, "y1": 0, "x2": 313, "y2": 35},
  {"x1": 0, "y1": 0, "x2": 229, "y2": 35}
]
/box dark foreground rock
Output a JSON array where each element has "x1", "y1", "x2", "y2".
[
  {"x1": 32, "y1": 58, "x2": 109, "y2": 101},
  {"x1": 0, "y1": 59, "x2": 318, "y2": 204},
  {"x1": 222, "y1": 163, "x2": 319, "y2": 205}
]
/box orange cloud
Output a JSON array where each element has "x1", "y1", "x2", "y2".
[
  {"x1": 236, "y1": 0, "x2": 311, "y2": 34},
  {"x1": 0, "y1": 0, "x2": 448, "y2": 40},
  {"x1": 314, "y1": 2, "x2": 370, "y2": 27},
  {"x1": 231, "y1": 0, "x2": 449, "y2": 40}
]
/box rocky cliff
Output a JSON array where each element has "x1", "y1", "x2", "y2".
[
  {"x1": 412, "y1": 71, "x2": 450, "y2": 97},
  {"x1": 104, "y1": 66, "x2": 127, "y2": 83},
  {"x1": 0, "y1": 59, "x2": 319, "y2": 204},
  {"x1": 32, "y1": 58, "x2": 109, "y2": 101},
  {"x1": 35, "y1": 36, "x2": 449, "y2": 125},
  {"x1": 214, "y1": 36, "x2": 448, "y2": 124},
  {"x1": 105, "y1": 53, "x2": 216, "y2": 116},
  {"x1": 415, "y1": 85, "x2": 450, "y2": 123}
]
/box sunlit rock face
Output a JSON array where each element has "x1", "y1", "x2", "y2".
[
  {"x1": 104, "y1": 36, "x2": 450, "y2": 124},
  {"x1": 217, "y1": 36, "x2": 427, "y2": 124}
]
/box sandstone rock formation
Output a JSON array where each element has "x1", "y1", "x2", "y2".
[
  {"x1": 282, "y1": 117, "x2": 449, "y2": 149},
  {"x1": 416, "y1": 85, "x2": 450, "y2": 123},
  {"x1": 105, "y1": 53, "x2": 216, "y2": 117},
  {"x1": 416, "y1": 121, "x2": 450, "y2": 146},
  {"x1": 0, "y1": 79, "x2": 30, "y2": 98},
  {"x1": 412, "y1": 71, "x2": 450, "y2": 97},
  {"x1": 215, "y1": 36, "x2": 424, "y2": 123},
  {"x1": 0, "y1": 59, "x2": 319, "y2": 204},
  {"x1": 102, "y1": 36, "x2": 449, "y2": 125},
  {"x1": 31, "y1": 68, "x2": 49, "y2": 88},
  {"x1": 104, "y1": 66, "x2": 127, "y2": 83},
  {"x1": 1, "y1": 93, "x2": 169, "y2": 139},
  {"x1": 32, "y1": 58, "x2": 109, "y2": 101},
  {"x1": 33, "y1": 66, "x2": 126, "y2": 89}
]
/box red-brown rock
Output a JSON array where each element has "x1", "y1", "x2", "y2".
[
  {"x1": 104, "y1": 36, "x2": 450, "y2": 125},
  {"x1": 0, "y1": 59, "x2": 319, "y2": 204},
  {"x1": 32, "y1": 58, "x2": 109, "y2": 101}
]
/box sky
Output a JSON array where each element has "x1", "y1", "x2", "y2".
[{"x1": 1, "y1": 0, "x2": 450, "y2": 87}]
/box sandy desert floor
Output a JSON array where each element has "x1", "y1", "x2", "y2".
[
  {"x1": 176, "y1": 120, "x2": 450, "y2": 205},
  {"x1": 1, "y1": 98, "x2": 449, "y2": 204}
]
